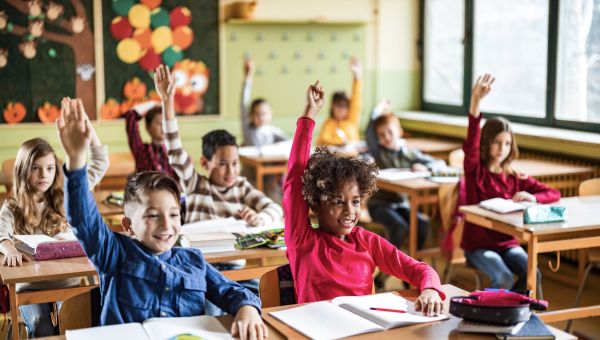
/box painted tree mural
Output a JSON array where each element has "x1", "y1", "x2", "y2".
[{"x1": 1, "y1": 0, "x2": 96, "y2": 118}]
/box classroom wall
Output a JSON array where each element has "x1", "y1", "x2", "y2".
[{"x1": 0, "y1": 0, "x2": 421, "y2": 170}]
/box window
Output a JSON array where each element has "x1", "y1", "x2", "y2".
[{"x1": 421, "y1": 0, "x2": 600, "y2": 132}]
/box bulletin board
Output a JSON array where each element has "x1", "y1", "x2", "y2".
[{"x1": 223, "y1": 21, "x2": 367, "y2": 118}]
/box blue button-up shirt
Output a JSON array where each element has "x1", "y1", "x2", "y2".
[{"x1": 64, "y1": 165, "x2": 261, "y2": 325}]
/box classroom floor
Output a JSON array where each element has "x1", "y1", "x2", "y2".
[{"x1": 382, "y1": 256, "x2": 600, "y2": 339}]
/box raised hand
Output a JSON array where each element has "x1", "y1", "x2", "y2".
[
  {"x1": 303, "y1": 80, "x2": 325, "y2": 119},
  {"x1": 57, "y1": 97, "x2": 92, "y2": 171},
  {"x1": 243, "y1": 58, "x2": 255, "y2": 79},
  {"x1": 350, "y1": 57, "x2": 362, "y2": 80},
  {"x1": 154, "y1": 64, "x2": 175, "y2": 102},
  {"x1": 469, "y1": 73, "x2": 495, "y2": 118}
]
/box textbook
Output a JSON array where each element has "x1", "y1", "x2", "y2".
[
  {"x1": 377, "y1": 168, "x2": 431, "y2": 182},
  {"x1": 458, "y1": 319, "x2": 526, "y2": 335},
  {"x1": 66, "y1": 315, "x2": 233, "y2": 340},
  {"x1": 495, "y1": 314, "x2": 555, "y2": 340},
  {"x1": 479, "y1": 198, "x2": 537, "y2": 214},
  {"x1": 269, "y1": 292, "x2": 448, "y2": 339},
  {"x1": 180, "y1": 232, "x2": 237, "y2": 253},
  {"x1": 13, "y1": 233, "x2": 85, "y2": 261}
]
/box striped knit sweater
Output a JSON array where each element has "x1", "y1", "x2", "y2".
[{"x1": 163, "y1": 119, "x2": 283, "y2": 226}]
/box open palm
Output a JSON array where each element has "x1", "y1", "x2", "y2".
[
  {"x1": 57, "y1": 98, "x2": 91, "y2": 163},
  {"x1": 472, "y1": 73, "x2": 495, "y2": 101},
  {"x1": 154, "y1": 64, "x2": 175, "y2": 101}
]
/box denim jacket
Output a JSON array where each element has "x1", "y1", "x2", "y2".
[{"x1": 64, "y1": 165, "x2": 261, "y2": 325}]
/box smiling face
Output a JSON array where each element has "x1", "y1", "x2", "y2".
[
  {"x1": 489, "y1": 131, "x2": 513, "y2": 165},
  {"x1": 124, "y1": 189, "x2": 181, "y2": 254},
  {"x1": 375, "y1": 120, "x2": 403, "y2": 151},
  {"x1": 316, "y1": 179, "x2": 362, "y2": 239},
  {"x1": 202, "y1": 145, "x2": 240, "y2": 188},
  {"x1": 27, "y1": 153, "x2": 56, "y2": 199}
]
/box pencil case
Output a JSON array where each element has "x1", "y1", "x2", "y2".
[
  {"x1": 34, "y1": 241, "x2": 86, "y2": 261},
  {"x1": 523, "y1": 205, "x2": 567, "y2": 224},
  {"x1": 450, "y1": 289, "x2": 548, "y2": 325}
]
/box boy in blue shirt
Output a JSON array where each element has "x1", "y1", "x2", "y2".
[{"x1": 57, "y1": 98, "x2": 267, "y2": 339}]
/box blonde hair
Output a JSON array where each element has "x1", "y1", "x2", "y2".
[{"x1": 7, "y1": 138, "x2": 68, "y2": 236}]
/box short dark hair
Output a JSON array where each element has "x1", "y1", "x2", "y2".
[
  {"x1": 250, "y1": 98, "x2": 266, "y2": 115},
  {"x1": 329, "y1": 91, "x2": 350, "y2": 118},
  {"x1": 373, "y1": 113, "x2": 401, "y2": 132},
  {"x1": 144, "y1": 107, "x2": 162, "y2": 128},
  {"x1": 202, "y1": 130, "x2": 238, "y2": 159},
  {"x1": 124, "y1": 171, "x2": 181, "y2": 215},
  {"x1": 301, "y1": 147, "x2": 378, "y2": 212}
]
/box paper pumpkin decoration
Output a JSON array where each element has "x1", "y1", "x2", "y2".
[
  {"x1": 123, "y1": 77, "x2": 147, "y2": 100},
  {"x1": 140, "y1": 0, "x2": 162, "y2": 10},
  {"x1": 169, "y1": 7, "x2": 191, "y2": 29},
  {"x1": 150, "y1": 8, "x2": 169, "y2": 28},
  {"x1": 148, "y1": 90, "x2": 160, "y2": 102},
  {"x1": 128, "y1": 4, "x2": 151, "y2": 29},
  {"x1": 138, "y1": 48, "x2": 161, "y2": 71},
  {"x1": 116, "y1": 38, "x2": 142, "y2": 63},
  {"x1": 173, "y1": 26, "x2": 193, "y2": 50},
  {"x1": 112, "y1": 0, "x2": 135, "y2": 16},
  {"x1": 100, "y1": 99, "x2": 121, "y2": 119},
  {"x1": 132, "y1": 28, "x2": 152, "y2": 49},
  {"x1": 151, "y1": 26, "x2": 172, "y2": 53},
  {"x1": 110, "y1": 16, "x2": 133, "y2": 40},
  {"x1": 37, "y1": 102, "x2": 60, "y2": 123},
  {"x1": 3, "y1": 102, "x2": 27, "y2": 124},
  {"x1": 162, "y1": 46, "x2": 183, "y2": 67}
]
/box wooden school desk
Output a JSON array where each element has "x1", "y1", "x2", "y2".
[
  {"x1": 262, "y1": 284, "x2": 575, "y2": 340},
  {"x1": 512, "y1": 159, "x2": 596, "y2": 196},
  {"x1": 460, "y1": 195, "x2": 600, "y2": 323},
  {"x1": 96, "y1": 153, "x2": 135, "y2": 191},
  {"x1": 405, "y1": 138, "x2": 462, "y2": 163},
  {"x1": 93, "y1": 190, "x2": 124, "y2": 217},
  {"x1": 0, "y1": 256, "x2": 98, "y2": 340},
  {"x1": 239, "y1": 154, "x2": 288, "y2": 192},
  {"x1": 204, "y1": 247, "x2": 288, "y2": 281}
]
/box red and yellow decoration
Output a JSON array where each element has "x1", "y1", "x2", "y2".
[
  {"x1": 37, "y1": 102, "x2": 60, "y2": 123},
  {"x1": 3, "y1": 102, "x2": 27, "y2": 124},
  {"x1": 172, "y1": 59, "x2": 209, "y2": 115}
]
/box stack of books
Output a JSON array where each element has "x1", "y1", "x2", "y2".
[
  {"x1": 458, "y1": 314, "x2": 555, "y2": 339},
  {"x1": 180, "y1": 217, "x2": 245, "y2": 253}
]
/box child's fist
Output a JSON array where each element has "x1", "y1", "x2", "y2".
[
  {"x1": 244, "y1": 58, "x2": 255, "y2": 77},
  {"x1": 303, "y1": 80, "x2": 325, "y2": 119},
  {"x1": 350, "y1": 57, "x2": 362, "y2": 78}
]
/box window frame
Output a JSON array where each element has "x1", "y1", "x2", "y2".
[{"x1": 419, "y1": 0, "x2": 600, "y2": 133}]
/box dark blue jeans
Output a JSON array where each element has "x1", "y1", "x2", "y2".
[
  {"x1": 17, "y1": 301, "x2": 62, "y2": 338},
  {"x1": 367, "y1": 201, "x2": 429, "y2": 249},
  {"x1": 465, "y1": 246, "x2": 541, "y2": 292}
]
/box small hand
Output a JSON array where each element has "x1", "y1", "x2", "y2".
[
  {"x1": 57, "y1": 97, "x2": 92, "y2": 170},
  {"x1": 469, "y1": 74, "x2": 495, "y2": 118},
  {"x1": 414, "y1": 288, "x2": 443, "y2": 316},
  {"x1": 411, "y1": 163, "x2": 429, "y2": 172},
  {"x1": 303, "y1": 80, "x2": 325, "y2": 119},
  {"x1": 350, "y1": 57, "x2": 362, "y2": 79},
  {"x1": 238, "y1": 207, "x2": 263, "y2": 227},
  {"x1": 512, "y1": 191, "x2": 537, "y2": 203},
  {"x1": 244, "y1": 58, "x2": 255, "y2": 78},
  {"x1": 2, "y1": 249, "x2": 29, "y2": 267},
  {"x1": 231, "y1": 305, "x2": 268, "y2": 340},
  {"x1": 153, "y1": 64, "x2": 175, "y2": 102}
]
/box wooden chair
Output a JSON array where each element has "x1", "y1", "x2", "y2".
[
  {"x1": 58, "y1": 287, "x2": 100, "y2": 334},
  {"x1": 258, "y1": 264, "x2": 296, "y2": 308},
  {"x1": 97, "y1": 152, "x2": 135, "y2": 190},
  {"x1": 565, "y1": 178, "x2": 600, "y2": 332}
]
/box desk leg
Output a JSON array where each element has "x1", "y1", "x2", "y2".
[
  {"x1": 9, "y1": 283, "x2": 19, "y2": 340},
  {"x1": 527, "y1": 236, "x2": 539, "y2": 298},
  {"x1": 409, "y1": 195, "x2": 418, "y2": 259},
  {"x1": 256, "y1": 166, "x2": 264, "y2": 192}
]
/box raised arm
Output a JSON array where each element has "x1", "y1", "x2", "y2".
[
  {"x1": 57, "y1": 98, "x2": 122, "y2": 273},
  {"x1": 347, "y1": 57, "x2": 363, "y2": 126},
  {"x1": 124, "y1": 109, "x2": 145, "y2": 165},
  {"x1": 86, "y1": 120, "x2": 109, "y2": 190},
  {"x1": 464, "y1": 74, "x2": 495, "y2": 173},
  {"x1": 241, "y1": 58, "x2": 254, "y2": 142},
  {"x1": 365, "y1": 99, "x2": 390, "y2": 159},
  {"x1": 283, "y1": 81, "x2": 325, "y2": 247},
  {"x1": 155, "y1": 65, "x2": 203, "y2": 194}
]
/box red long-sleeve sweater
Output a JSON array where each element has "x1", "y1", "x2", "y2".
[
  {"x1": 460, "y1": 114, "x2": 561, "y2": 252},
  {"x1": 284, "y1": 117, "x2": 444, "y2": 303}
]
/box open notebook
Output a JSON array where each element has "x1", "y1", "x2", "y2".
[
  {"x1": 65, "y1": 315, "x2": 233, "y2": 340},
  {"x1": 269, "y1": 292, "x2": 448, "y2": 339},
  {"x1": 377, "y1": 168, "x2": 431, "y2": 182},
  {"x1": 479, "y1": 198, "x2": 537, "y2": 214}
]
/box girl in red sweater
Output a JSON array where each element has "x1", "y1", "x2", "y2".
[
  {"x1": 283, "y1": 81, "x2": 444, "y2": 316},
  {"x1": 461, "y1": 74, "x2": 560, "y2": 292}
]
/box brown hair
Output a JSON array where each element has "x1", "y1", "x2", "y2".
[
  {"x1": 329, "y1": 91, "x2": 350, "y2": 118},
  {"x1": 7, "y1": 138, "x2": 68, "y2": 236},
  {"x1": 124, "y1": 171, "x2": 181, "y2": 216},
  {"x1": 373, "y1": 113, "x2": 401, "y2": 132},
  {"x1": 301, "y1": 147, "x2": 378, "y2": 212},
  {"x1": 249, "y1": 98, "x2": 267, "y2": 127},
  {"x1": 480, "y1": 117, "x2": 519, "y2": 174},
  {"x1": 144, "y1": 106, "x2": 162, "y2": 129}
]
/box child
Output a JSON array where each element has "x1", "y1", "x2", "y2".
[
  {"x1": 58, "y1": 100, "x2": 267, "y2": 340},
  {"x1": 316, "y1": 57, "x2": 363, "y2": 146},
  {"x1": 461, "y1": 74, "x2": 560, "y2": 292},
  {"x1": 0, "y1": 98, "x2": 108, "y2": 338},
  {"x1": 125, "y1": 102, "x2": 177, "y2": 179},
  {"x1": 284, "y1": 80, "x2": 444, "y2": 316},
  {"x1": 240, "y1": 58, "x2": 287, "y2": 147},
  {"x1": 365, "y1": 100, "x2": 446, "y2": 250}
]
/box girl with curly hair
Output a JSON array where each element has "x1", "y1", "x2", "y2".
[
  {"x1": 0, "y1": 98, "x2": 109, "y2": 337},
  {"x1": 283, "y1": 81, "x2": 445, "y2": 316}
]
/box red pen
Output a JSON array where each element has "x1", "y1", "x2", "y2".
[{"x1": 370, "y1": 307, "x2": 406, "y2": 313}]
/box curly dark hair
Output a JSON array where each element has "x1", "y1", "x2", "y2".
[{"x1": 301, "y1": 147, "x2": 378, "y2": 211}]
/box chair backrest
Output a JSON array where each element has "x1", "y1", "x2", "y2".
[
  {"x1": 439, "y1": 178, "x2": 467, "y2": 261},
  {"x1": 259, "y1": 264, "x2": 295, "y2": 308},
  {"x1": 58, "y1": 287, "x2": 100, "y2": 334},
  {"x1": 579, "y1": 178, "x2": 600, "y2": 196},
  {"x1": 448, "y1": 149, "x2": 465, "y2": 168}
]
